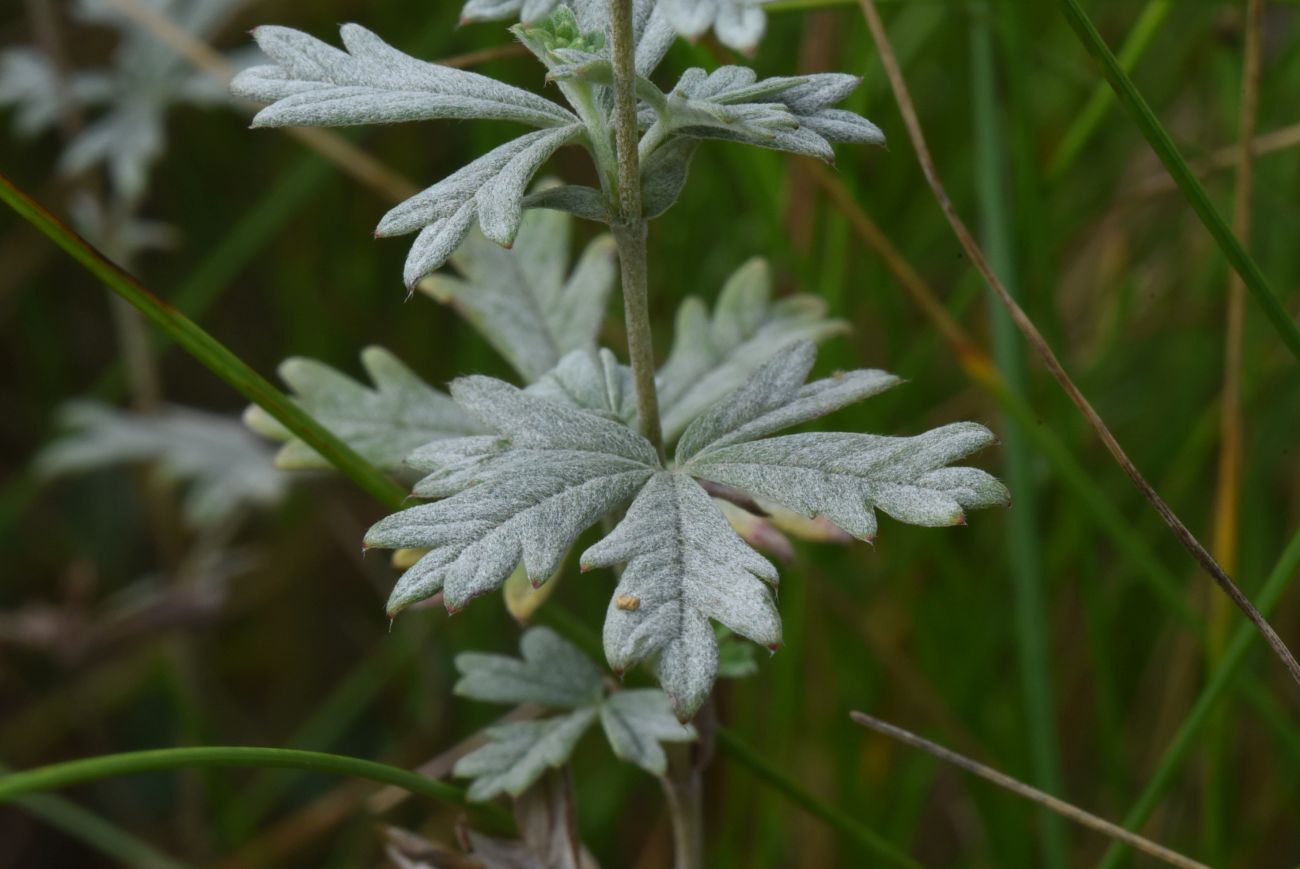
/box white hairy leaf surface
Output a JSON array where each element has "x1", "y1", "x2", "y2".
[
  {"x1": 527, "y1": 349, "x2": 639, "y2": 426},
  {"x1": 685, "y1": 427, "x2": 1010, "y2": 540},
  {"x1": 244, "y1": 347, "x2": 480, "y2": 472},
  {"x1": 232, "y1": 24, "x2": 577, "y2": 129},
  {"x1": 678, "y1": 344, "x2": 1009, "y2": 540},
  {"x1": 365, "y1": 377, "x2": 659, "y2": 614},
  {"x1": 675, "y1": 341, "x2": 899, "y2": 461},
  {"x1": 380, "y1": 126, "x2": 585, "y2": 285},
  {"x1": 451, "y1": 627, "x2": 695, "y2": 800},
  {"x1": 662, "y1": 65, "x2": 884, "y2": 161},
  {"x1": 418, "y1": 200, "x2": 617, "y2": 383},
  {"x1": 657, "y1": 258, "x2": 848, "y2": 442},
  {"x1": 38, "y1": 401, "x2": 285, "y2": 528},
  {"x1": 583, "y1": 472, "x2": 780, "y2": 720}
]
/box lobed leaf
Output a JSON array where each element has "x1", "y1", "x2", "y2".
[
  {"x1": 451, "y1": 627, "x2": 695, "y2": 800},
  {"x1": 661, "y1": 65, "x2": 884, "y2": 161},
  {"x1": 583, "y1": 472, "x2": 780, "y2": 720},
  {"x1": 418, "y1": 198, "x2": 617, "y2": 382},
  {"x1": 675, "y1": 341, "x2": 899, "y2": 461},
  {"x1": 38, "y1": 401, "x2": 285, "y2": 528},
  {"x1": 657, "y1": 258, "x2": 848, "y2": 442},
  {"x1": 455, "y1": 711, "x2": 598, "y2": 801},
  {"x1": 599, "y1": 689, "x2": 696, "y2": 773},
  {"x1": 454, "y1": 626, "x2": 603, "y2": 709},
  {"x1": 364, "y1": 376, "x2": 660, "y2": 614},
  {"x1": 379, "y1": 127, "x2": 585, "y2": 285},
  {"x1": 244, "y1": 347, "x2": 480, "y2": 471},
  {"x1": 232, "y1": 24, "x2": 578, "y2": 129}
]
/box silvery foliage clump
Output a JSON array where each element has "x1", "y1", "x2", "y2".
[
  {"x1": 452, "y1": 627, "x2": 694, "y2": 800},
  {"x1": 0, "y1": 0, "x2": 246, "y2": 211},
  {"x1": 230, "y1": 3, "x2": 883, "y2": 288},
  {"x1": 462, "y1": 0, "x2": 777, "y2": 54},
  {"x1": 37, "y1": 401, "x2": 286, "y2": 528},
  {"x1": 233, "y1": 4, "x2": 1007, "y2": 727},
  {"x1": 364, "y1": 340, "x2": 1006, "y2": 719}
]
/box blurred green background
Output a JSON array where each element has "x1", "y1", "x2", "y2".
[{"x1": 2, "y1": 0, "x2": 1299, "y2": 866}]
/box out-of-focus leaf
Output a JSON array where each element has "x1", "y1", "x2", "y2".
[
  {"x1": 37, "y1": 401, "x2": 285, "y2": 528},
  {"x1": 418, "y1": 196, "x2": 617, "y2": 383},
  {"x1": 245, "y1": 346, "x2": 481, "y2": 472}
]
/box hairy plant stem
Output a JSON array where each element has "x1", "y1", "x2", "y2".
[{"x1": 608, "y1": 0, "x2": 664, "y2": 455}]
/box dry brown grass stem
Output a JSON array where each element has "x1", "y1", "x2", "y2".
[
  {"x1": 849, "y1": 711, "x2": 1211, "y2": 869},
  {"x1": 856, "y1": 0, "x2": 1300, "y2": 690}
]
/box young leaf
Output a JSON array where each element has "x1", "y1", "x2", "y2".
[
  {"x1": 582, "y1": 472, "x2": 781, "y2": 720},
  {"x1": 680, "y1": 343, "x2": 1010, "y2": 541},
  {"x1": 527, "y1": 349, "x2": 639, "y2": 426},
  {"x1": 655, "y1": 66, "x2": 884, "y2": 162},
  {"x1": 657, "y1": 258, "x2": 849, "y2": 441},
  {"x1": 38, "y1": 401, "x2": 285, "y2": 528},
  {"x1": 418, "y1": 200, "x2": 618, "y2": 383},
  {"x1": 454, "y1": 625, "x2": 604, "y2": 709},
  {"x1": 455, "y1": 712, "x2": 599, "y2": 801},
  {"x1": 599, "y1": 689, "x2": 697, "y2": 772},
  {"x1": 244, "y1": 347, "x2": 480, "y2": 471},
  {"x1": 452, "y1": 627, "x2": 695, "y2": 800},
  {"x1": 464, "y1": 0, "x2": 676, "y2": 77},
  {"x1": 364, "y1": 377, "x2": 659, "y2": 614}
]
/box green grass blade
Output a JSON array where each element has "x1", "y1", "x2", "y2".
[
  {"x1": 0, "y1": 760, "x2": 190, "y2": 869},
  {"x1": 1055, "y1": 0, "x2": 1300, "y2": 365},
  {"x1": 970, "y1": 12, "x2": 1068, "y2": 866},
  {"x1": 0, "y1": 746, "x2": 510, "y2": 831},
  {"x1": 1097, "y1": 526, "x2": 1300, "y2": 869},
  {"x1": 714, "y1": 726, "x2": 921, "y2": 868},
  {"x1": 1047, "y1": 0, "x2": 1171, "y2": 178},
  {"x1": 0, "y1": 171, "x2": 408, "y2": 511}
]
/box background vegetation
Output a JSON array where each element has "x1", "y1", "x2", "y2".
[{"x1": 2, "y1": 0, "x2": 1298, "y2": 866}]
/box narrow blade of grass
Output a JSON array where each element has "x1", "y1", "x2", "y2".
[
  {"x1": 0, "y1": 761, "x2": 190, "y2": 869},
  {"x1": 0, "y1": 746, "x2": 510, "y2": 832},
  {"x1": 970, "y1": 11, "x2": 1068, "y2": 866},
  {"x1": 1055, "y1": 0, "x2": 1300, "y2": 366},
  {"x1": 1097, "y1": 525, "x2": 1300, "y2": 869},
  {"x1": 0, "y1": 171, "x2": 408, "y2": 511},
  {"x1": 1047, "y1": 0, "x2": 1172, "y2": 178}
]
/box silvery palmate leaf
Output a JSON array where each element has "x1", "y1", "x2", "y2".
[
  {"x1": 656, "y1": 257, "x2": 848, "y2": 442},
  {"x1": 452, "y1": 627, "x2": 694, "y2": 800},
  {"x1": 367, "y1": 344, "x2": 1007, "y2": 718},
  {"x1": 417, "y1": 197, "x2": 617, "y2": 384},
  {"x1": 37, "y1": 401, "x2": 285, "y2": 528},
  {"x1": 244, "y1": 346, "x2": 481, "y2": 472}
]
